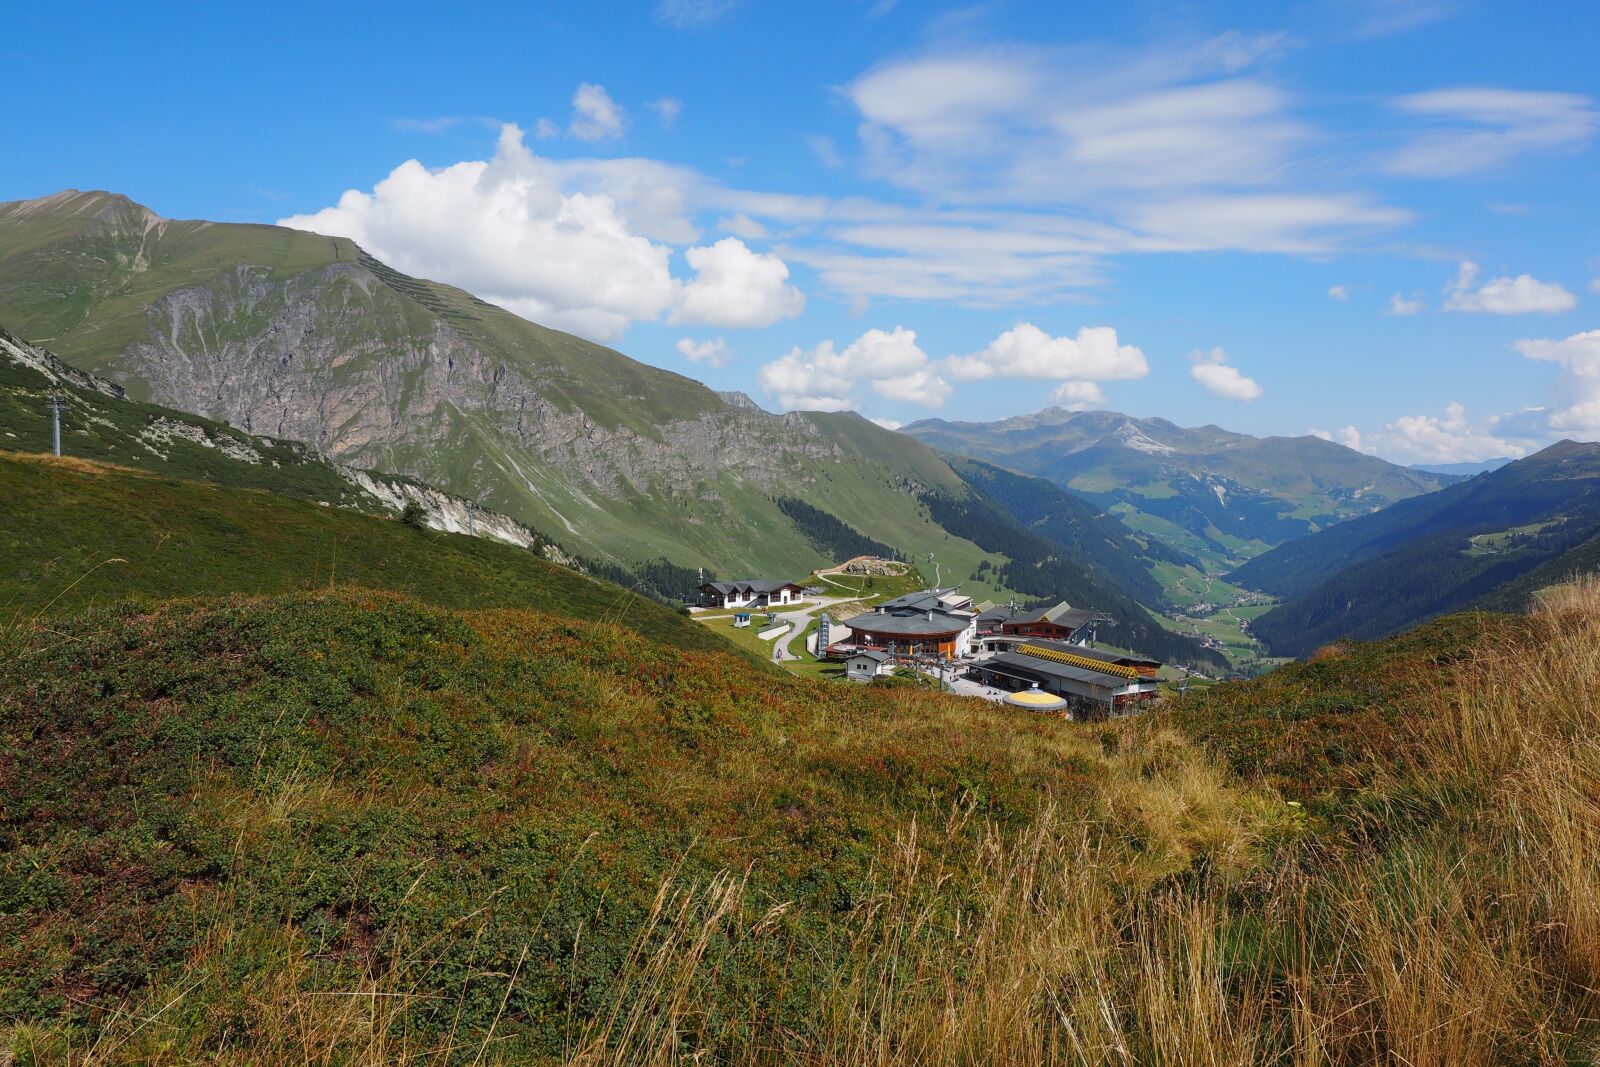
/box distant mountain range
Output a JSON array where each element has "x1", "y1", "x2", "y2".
[
  {"x1": 1231, "y1": 441, "x2": 1600, "y2": 656},
  {"x1": 1409, "y1": 458, "x2": 1514, "y2": 477},
  {"x1": 903, "y1": 408, "x2": 1452, "y2": 570}
]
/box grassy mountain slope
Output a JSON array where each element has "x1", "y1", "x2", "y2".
[
  {"x1": 6, "y1": 577, "x2": 1600, "y2": 1061},
  {"x1": 1235, "y1": 442, "x2": 1600, "y2": 657},
  {"x1": 1476, "y1": 527, "x2": 1600, "y2": 612},
  {"x1": 0, "y1": 451, "x2": 729, "y2": 657},
  {"x1": 905, "y1": 408, "x2": 1451, "y2": 570},
  {"x1": 0, "y1": 192, "x2": 994, "y2": 591},
  {"x1": 944, "y1": 454, "x2": 1197, "y2": 606}
]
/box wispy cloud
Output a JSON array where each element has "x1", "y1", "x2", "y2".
[
  {"x1": 655, "y1": 0, "x2": 739, "y2": 28},
  {"x1": 1387, "y1": 88, "x2": 1599, "y2": 176}
]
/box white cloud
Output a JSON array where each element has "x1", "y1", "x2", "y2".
[
  {"x1": 534, "y1": 118, "x2": 561, "y2": 140},
  {"x1": 758, "y1": 326, "x2": 947, "y2": 412},
  {"x1": 870, "y1": 417, "x2": 903, "y2": 431},
  {"x1": 716, "y1": 213, "x2": 768, "y2": 239},
  {"x1": 806, "y1": 134, "x2": 845, "y2": 169},
  {"x1": 277, "y1": 123, "x2": 802, "y2": 343},
  {"x1": 676, "y1": 337, "x2": 730, "y2": 367},
  {"x1": 944, "y1": 323, "x2": 1148, "y2": 383},
  {"x1": 1515, "y1": 330, "x2": 1600, "y2": 437},
  {"x1": 1050, "y1": 381, "x2": 1106, "y2": 409},
  {"x1": 1338, "y1": 425, "x2": 1368, "y2": 452},
  {"x1": 873, "y1": 367, "x2": 951, "y2": 406},
  {"x1": 1336, "y1": 0, "x2": 1459, "y2": 39},
  {"x1": 1308, "y1": 428, "x2": 1333, "y2": 441},
  {"x1": 392, "y1": 116, "x2": 463, "y2": 134},
  {"x1": 570, "y1": 83, "x2": 626, "y2": 142},
  {"x1": 672, "y1": 237, "x2": 805, "y2": 328},
  {"x1": 1388, "y1": 88, "x2": 1599, "y2": 177},
  {"x1": 656, "y1": 0, "x2": 739, "y2": 27},
  {"x1": 1444, "y1": 261, "x2": 1576, "y2": 314},
  {"x1": 1189, "y1": 347, "x2": 1263, "y2": 401},
  {"x1": 1363, "y1": 402, "x2": 1528, "y2": 464},
  {"x1": 1328, "y1": 284, "x2": 1349, "y2": 301},
  {"x1": 1388, "y1": 292, "x2": 1424, "y2": 315},
  {"x1": 1591, "y1": 278, "x2": 1600, "y2": 296},
  {"x1": 647, "y1": 97, "x2": 683, "y2": 128},
  {"x1": 849, "y1": 37, "x2": 1307, "y2": 204}
]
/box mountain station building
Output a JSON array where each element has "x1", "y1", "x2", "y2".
[{"x1": 830, "y1": 588, "x2": 979, "y2": 660}]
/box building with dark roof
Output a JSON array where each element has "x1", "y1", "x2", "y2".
[
  {"x1": 965, "y1": 638, "x2": 1162, "y2": 719},
  {"x1": 844, "y1": 649, "x2": 891, "y2": 681},
  {"x1": 698, "y1": 579, "x2": 805, "y2": 609},
  {"x1": 1002, "y1": 601, "x2": 1100, "y2": 641},
  {"x1": 832, "y1": 587, "x2": 978, "y2": 660}
]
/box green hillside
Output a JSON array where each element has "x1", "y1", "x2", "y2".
[
  {"x1": 5, "y1": 574, "x2": 1599, "y2": 1061},
  {"x1": 0, "y1": 451, "x2": 731, "y2": 658},
  {"x1": 1234, "y1": 442, "x2": 1600, "y2": 657},
  {"x1": 944, "y1": 454, "x2": 1196, "y2": 606}
]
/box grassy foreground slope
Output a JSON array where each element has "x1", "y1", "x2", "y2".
[
  {"x1": 5, "y1": 575, "x2": 1600, "y2": 1061},
  {"x1": 0, "y1": 452, "x2": 726, "y2": 656}
]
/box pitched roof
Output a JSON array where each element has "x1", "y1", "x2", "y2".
[
  {"x1": 986, "y1": 651, "x2": 1140, "y2": 689},
  {"x1": 704, "y1": 579, "x2": 801, "y2": 594},
  {"x1": 849, "y1": 649, "x2": 890, "y2": 662},
  {"x1": 1008, "y1": 602, "x2": 1098, "y2": 630},
  {"x1": 1022, "y1": 639, "x2": 1161, "y2": 670}
]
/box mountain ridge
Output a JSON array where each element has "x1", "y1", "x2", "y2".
[
  {"x1": 903, "y1": 406, "x2": 1454, "y2": 569},
  {"x1": 1234, "y1": 440, "x2": 1600, "y2": 656}
]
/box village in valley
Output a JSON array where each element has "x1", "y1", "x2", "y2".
[{"x1": 686, "y1": 555, "x2": 1173, "y2": 719}]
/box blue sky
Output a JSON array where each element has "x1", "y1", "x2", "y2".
[{"x1": 5, "y1": 0, "x2": 1598, "y2": 463}]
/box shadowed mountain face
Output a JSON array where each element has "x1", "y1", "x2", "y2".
[
  {"x1": 0, "y1": 190, "x2": 986, "y2": 586},
  {"x1": 904, "y1": 408, "x2": 1453, "y2": 570},
  {"x1": 1234, "y1": 441, "x2": 1600, "y2": 656}
]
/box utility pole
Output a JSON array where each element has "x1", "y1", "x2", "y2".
[{"x1": 48, "y1": 395, "x2": 66, "y2": 456}]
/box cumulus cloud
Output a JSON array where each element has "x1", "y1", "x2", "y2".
[
  {"x1": 1388, "y1": 292, "x2": 1424, "y2": 315},
  {"x1": 672, "y1": 237, "x2": 805, "y2": 328},
  {"x1": 1050, "y1": 380, "x2": 1106, "y2": 409},
  {"x1": 943, "y1": 324, "x2": 1148, "y2": 383},
  {"x1": 278, "y1": 123, "x2": 804, "y2": 343},
  {"x1": 1328, "y1": 284, "x2": 1349, "y2": 300},
  {"x1": 758, "y1": 326, "x2": 946, "y2": 412},
  {"x1": 676, "y1": 337, "x2": 730, "y2": 367},
  {"x1": 570, "y1": 83, "x2": 626, "y2": 141},
  {"x1": 870, "y1": 417, "x2": 903, "y2": 431},
  {"x1": 647, "y1": 97, "x2": 683, "y2": 128},
  {"x1": 1362, "y1": 402, "x2": 1528, "y2": 464},
  {"x1": 1515, "y1": 330, "x2": 1600, "y2": 437},
  {"x1": 1388, "y1": 88, "x2": 1598, "y2": 177},
  {"x1": 1189, "y1": 347, "x2": 1263, "y2": 401},
  {"x1": 1444, "y1": 261, "x2": 1576, "y2": 314},
  {"x1": 1308, "y1": 428, "x2": 1333, "y2": 441},
  {"x1": 1592, "y1": 278, "x2": 1600, "y2": 296}
]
